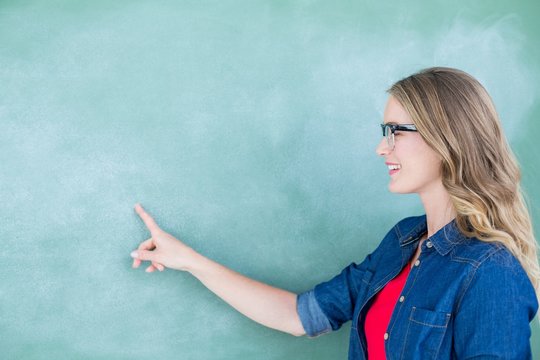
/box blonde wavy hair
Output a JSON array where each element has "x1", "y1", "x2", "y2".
[{"x1": 388, "y1": 67, "x2": 540, "y2": 298}]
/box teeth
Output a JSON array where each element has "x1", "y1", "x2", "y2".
[{"x1": 388, "y1": 164, "x2": 401, "y2": 170}]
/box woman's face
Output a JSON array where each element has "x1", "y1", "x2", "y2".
[{"x1": 376, "y1": 96, "x2": 443, "y2": 196}]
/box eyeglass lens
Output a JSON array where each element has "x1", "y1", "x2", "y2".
[{"x1": 382, "y1": 124, "x2": 395, "y2": 150}]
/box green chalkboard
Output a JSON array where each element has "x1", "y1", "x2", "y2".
[{"x1": 1, "y1": 1, "x2": 539, "y2": 359}]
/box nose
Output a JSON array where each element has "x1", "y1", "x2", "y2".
[{"x1": 376, "y1": 137, "x2": 391, "y2": 156}]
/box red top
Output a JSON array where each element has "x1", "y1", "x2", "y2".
[{"x1": 364, "y1": 263, "x2": 411, "y2": 359}]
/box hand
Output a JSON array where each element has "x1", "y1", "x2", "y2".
[{"x1": 131, "y1": 203, "x2": 197, "y2": 272}]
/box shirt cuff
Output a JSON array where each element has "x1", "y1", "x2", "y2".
[{"x1": 296, "y1": 290, "x2": 333, "y2": 337}]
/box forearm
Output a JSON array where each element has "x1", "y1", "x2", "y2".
[
  {"x1": 187, "y1": 252, "x2": 306, "y2": 336},
  {"x1": 131, "y1": 204, "x2": 305, "y2": 336}
]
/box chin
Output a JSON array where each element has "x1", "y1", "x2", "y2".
[{"x1": 388, "y1": 182, "x2": 416, "y2": 194}]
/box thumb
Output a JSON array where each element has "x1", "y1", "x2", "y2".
[{"x1": 131, "y1": 250, "x2": 155, "y2": 262}]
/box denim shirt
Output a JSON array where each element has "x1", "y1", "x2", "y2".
[{"x1": 297, "y1": 215, "x2": 538, "y2": 359}]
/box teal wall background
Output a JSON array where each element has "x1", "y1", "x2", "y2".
[{"x1": 1, "y1": 1, "x2": 539, "y2": 359}]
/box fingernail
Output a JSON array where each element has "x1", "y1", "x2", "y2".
[{"x1": 130, "y1": 251, "x2": 138, "y2": 258}]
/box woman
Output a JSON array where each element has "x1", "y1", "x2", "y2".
[{"x1": 130, "y1": 67, "x2": 539, "y2": 359}]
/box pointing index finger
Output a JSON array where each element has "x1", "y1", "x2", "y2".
[{"x1": 135, "y1": 203, "x2": 161, "y2": 233}]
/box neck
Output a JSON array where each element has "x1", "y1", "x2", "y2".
[{"x1": 419, "y1": 184, "x2": 456, "y2": 238}]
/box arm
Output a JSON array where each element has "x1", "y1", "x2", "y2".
[{"x1": 130, "y1": 204, "x2": 306, "y2": 337}]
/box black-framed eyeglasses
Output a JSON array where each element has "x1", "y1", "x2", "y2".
[{"x1": 380, "y1": 123, "x2": 417, "y2": 150}]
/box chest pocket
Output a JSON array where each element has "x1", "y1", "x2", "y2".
[{"x1": 401, "y1": 307, "x2": 451, "y2": 360}]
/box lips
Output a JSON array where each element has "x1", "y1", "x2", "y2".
[{"x1": 386, "y1": 162, "x2": 401, "y2": 175}]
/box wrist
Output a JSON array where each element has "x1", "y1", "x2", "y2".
[{"x1": 183, "y1": 247, "x2": 208, "y2": 274}]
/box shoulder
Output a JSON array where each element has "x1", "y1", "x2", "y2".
[
  {"x1": 454, "y1": 239, "x2": 538, "y2": 316},
  {"x1": 469, "y1": 241, "x2": 532, "y2": 289},
  {"x1": 452, "y1": 238, "x2": 532, "y2": 290},
  {"x1": 452, "y1": 239, "x2": 539, "y2": 358},
  {"x1": 451, "y1": 237, "x2": 523, "y2": 271}
]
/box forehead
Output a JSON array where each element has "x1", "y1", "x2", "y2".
[{"x1": 383, "y1": 96, "x2": 413, "y2": 125}]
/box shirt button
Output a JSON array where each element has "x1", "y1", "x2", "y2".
[
  {"x1": 426, "y1": 241, "x2": 433, "y2": 248},
  {"x1": 414, "y1": 259, "x2": 420, "y2": 267},
  {"x1": 399, "y1": 296, "x2": 405, "y2": 302},
  {"x1": 384, "y1": 332, "x2": 389, "y2": 340}
]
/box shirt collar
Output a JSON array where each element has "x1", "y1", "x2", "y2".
[{"x1": 399, "y1": 215, "x2": 467, "y2": 256}]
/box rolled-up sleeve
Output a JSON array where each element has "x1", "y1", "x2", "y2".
[
  {"x1": 297, "y1": 290, "x2": 333, "y2": 337},
  {"x1": 296, "y1": 259, "x2": 372, "y2": 338}
]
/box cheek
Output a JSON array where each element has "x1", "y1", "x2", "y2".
[
  {"x1": 402, "y1": 149, "x2": 442, "y2": 182},
  {"x1": 395, "y1": 136, "x2": 442, "y2": 176},
  {"x1": 419, "y1": 154, "x2": 443, "y2": 183},
  {"x1": 422, "y1": 164, "x2": 442, "y2": 182},
  {"x1": 415, "y1": 140, "x2": 442, "y2": 170}
]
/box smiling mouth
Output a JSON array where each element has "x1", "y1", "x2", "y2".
[{"x1": 387, "y1": 163, "x2": 401, "y2": 175}]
